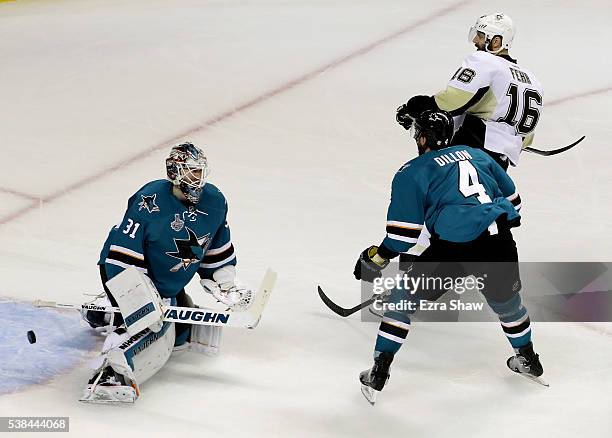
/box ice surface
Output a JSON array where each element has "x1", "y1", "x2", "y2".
[
  {"x1": 0, "y1": 0, "x2": 611, "y2": 437},
  {"x1": 0, "y1": 301, "x2": 98, "y2": 394}
]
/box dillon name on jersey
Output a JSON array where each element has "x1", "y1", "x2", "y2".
[
  {"x1": 434, "y1": 51, "x2": 543, "y2": 166},
  {"x1": 382, "y1": 146, "x2": 522, "y2": 255},
  {"x1": 98, "y1": 180, "x2": 236, "y2": 298}
]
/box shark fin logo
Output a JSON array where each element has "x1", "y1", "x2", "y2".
[{"x1": 166, "y1": 227, "x2": 211, "y2": 272}]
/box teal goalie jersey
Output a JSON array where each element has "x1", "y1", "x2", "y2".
[
  {"x1": 98, "y1": 180, "x2": 236, "y2": 298},
  {"x1": 382, "y1": 146, "x2": 522, "y2": 255}
]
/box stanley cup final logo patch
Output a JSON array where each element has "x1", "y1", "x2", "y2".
[{"x1": 170, "y1": 214, "x2": 185, "y2": 232}]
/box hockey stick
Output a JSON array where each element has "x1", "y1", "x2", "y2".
[
  {"x1": 523, "y1": 136, "x2": 585, "y2": 156},
  {"x1": 36, "y1": 268, "x2": 277, "y2": 329},
  {"x1": 317, "y1": 286, "x2": 377, "y2": 317},
  {"x1": 34, "y1": 300, "x2": 245, "y2": 327}
]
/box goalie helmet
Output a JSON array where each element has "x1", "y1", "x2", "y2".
[
  {"x1": 468, "y1": 13, "x2": 515, "y2": 53},
  {"x1": 412, "y1": 110, "x2": 454, "y2": 154},
  {"x1": 166, "y1": 142, "x2": 210, "y2": 204}
]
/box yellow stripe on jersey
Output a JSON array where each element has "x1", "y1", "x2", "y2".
[
  {"x1": 434, "y1": 86, "x2": 498, "y2": 119},
  {"x1": 522, "y1": 132, "x2": 535, "y2": 148},
  {"x1": 465, "y1": 87, "x2": 498, "y2": 119},
  {"x1": 434, "y1": 86, "x2": 475, "y2": 112}
]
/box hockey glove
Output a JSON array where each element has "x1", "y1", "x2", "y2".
[
  {"x1": 396, "y1": 95, "x2": 439, "y2": 130},
  {"x1": 354, "y1": 245, "x2": 390, "y2": 282},
  {"x1": 396, "y1": 104, "x2": 414, "y2": 130},
  {"x1": 200, "y1": 265, "x2": 254, "y2": 312}
]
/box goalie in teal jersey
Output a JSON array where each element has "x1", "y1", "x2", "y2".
[
  {"x1": 354, "y1": 110, "x2": 546, "y2": 404},
  {"x1": 80, "y1": 143, "x2": 254, "y2": 404}
]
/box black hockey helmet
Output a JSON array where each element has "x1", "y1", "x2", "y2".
[{"x1": 412, "y1": 110, "x2": 454, "y2": 152}]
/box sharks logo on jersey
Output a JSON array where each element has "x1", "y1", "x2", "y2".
[
  {"x1": 166, "y1": 227, "x2": 211, "y2": 272},
  {"x1": 139, "y1": 194, "x2": 160, "y2": 213}
]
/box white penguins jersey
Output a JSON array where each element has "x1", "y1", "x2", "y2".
[{"x1": 434, "y1": 50, "x2": 543, "y2": 165}]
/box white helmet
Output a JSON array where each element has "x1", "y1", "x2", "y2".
[{"x1": 468, "y1": 13, "x2": 515, "y2": 53}]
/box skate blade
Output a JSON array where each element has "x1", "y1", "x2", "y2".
[
  {"x1": 517, "y1": 373, "x2": 549, "y2": 387},
  {"x1": 360, "y1": 384, "x2": 378, "y2": 405},
  {"x1": 79, "y1": 396, "x2": 135, "y2": 405},
  {"x1": 79, "y1": 386, "x2": 137, "y2": 404}
]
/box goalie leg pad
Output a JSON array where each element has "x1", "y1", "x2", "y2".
[
  {"x1": 105, "y1": 266, "x2": 165, "y2": 336},
  {"x1": 187, "y1": 324, "x2": 223, "y2": 356},
  {"x1": 88, "y1": 322, "x2": 176, "y2": 394}
]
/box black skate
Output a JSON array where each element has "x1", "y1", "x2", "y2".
[
  {"x1": 80, "y1": 365, "x2": 138, "y2": 404},
  {"x1": 359, "y1": 352, "x2": 394, "y2": 405},
  {"x1": 507, "y1": 342, "x2": 548, "y2": 387}
]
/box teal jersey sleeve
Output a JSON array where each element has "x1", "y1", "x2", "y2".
[
  {"x1": 380, "y1": 164, "x2": 426, "y2": 255},
  {"x1": 197, "y1": 197, "x2": 237, "y2": 280},
  {"x1": 100, "y1": 189, "x2": 151, "y2": 279}
]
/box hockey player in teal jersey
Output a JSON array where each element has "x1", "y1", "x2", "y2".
[
  {"x1": 81, "y1": 143, "x2": 253, "y2": 403},
  {"x1": 97, "y1": 150, "x2": 236, "y2": 302},
  {"x1": 354, "y1": 110, "x2": 545, "y2": 404}
]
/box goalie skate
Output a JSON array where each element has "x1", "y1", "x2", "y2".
[{"x1": 80, "y1": 366, "x2": 138, "y2": 404}]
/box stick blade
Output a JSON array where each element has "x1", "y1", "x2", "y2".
[
  {"x1": 318, "y1": 286, "x2": 376, "y2": 317},
  {"x1": 317, "y1": 286, "x2": 352, "y2": 317},
  {"x1": 524, "y1": 135, "x2": 585, "y2": 156},
  {"x1": 245, "y1": 268, "x2": 277, "y2": 329}
]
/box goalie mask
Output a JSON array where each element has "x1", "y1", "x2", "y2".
[
  {"x1": 166, "y1": 142, "x2": 210, "y2": 204},
  {"x1": 468, "y1": 13, "x2": 515, "y2": 53}
]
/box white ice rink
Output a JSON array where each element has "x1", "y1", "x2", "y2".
[{"x1": 1, "y1": 0, "x2": 611, "y2": 436}]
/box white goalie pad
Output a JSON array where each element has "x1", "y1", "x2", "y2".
[
  {"x1": 105, "y1": 266, "x2": 164, "y2": 336},
  {"x1": 187, "y1": 325, "x2": 223, "y2": 356},
  {"x1": 85, "y1": 322, "x2": 176, "y2": 403}
]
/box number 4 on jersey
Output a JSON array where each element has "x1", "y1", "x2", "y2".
[{"x1": 458, "y1": 161, "x2": 491, "y2": 204}]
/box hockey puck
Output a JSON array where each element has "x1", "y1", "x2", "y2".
[{"x1": 27, "y1": 330, "x2": 36, "y2": 344}]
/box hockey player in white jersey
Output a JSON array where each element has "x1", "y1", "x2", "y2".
[{"x1": 396, "y1": 13, "x2": 543, "y2": 170}]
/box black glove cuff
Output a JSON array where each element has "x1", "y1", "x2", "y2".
[
  {"x1": 405, "y1": 95, "x2": 439, "y2": 117},
  {"x1": 376, "y1": 243, "x2": 400, "y2": 261}
]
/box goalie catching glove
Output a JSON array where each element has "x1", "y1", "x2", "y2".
[{"x1": 201, "y1": 265, "x2": 253, "y2": 311}]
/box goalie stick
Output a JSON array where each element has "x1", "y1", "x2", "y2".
[
  {"x1": 317, "y1": 286, "x2": 378, "y2": 317},
  {"x1": 36, "y1": 268, "x2": 277, "y2": 329},
  {"x1": 523, "y1": 135, "x2": 585, "y2": 156}
]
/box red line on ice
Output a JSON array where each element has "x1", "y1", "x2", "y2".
[
  {"x1": 0, "y1": 187, "x2": 39, "y2": 202},
  {"x1": 547, "y1": 86, "x2": 612, "y2": 106},
  {"x1": 0, "y1": 0, "x2": 470, "y2": 225},
  {"x1": 6, "y1": 2, "x2": 606, "y2": 225}
]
